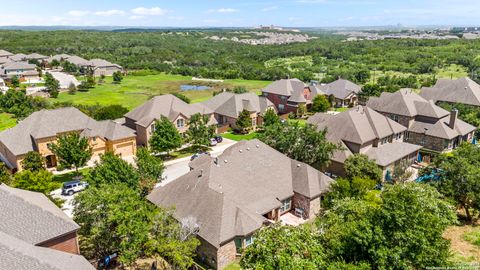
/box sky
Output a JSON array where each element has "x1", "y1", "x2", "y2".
[{"x1": 0, "y1": 0, "x2": 479, "y2": 27}]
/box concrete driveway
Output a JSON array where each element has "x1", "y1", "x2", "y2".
[{"x1": 160, "y1": 138, "x2": 237, "y2": 186}]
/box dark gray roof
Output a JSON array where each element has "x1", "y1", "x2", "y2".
[
  {"x1": 148, "y1": 139, "x2": 333, "y2": 247},
  {"x1": 0, "y1": 184, "x2": 79, "y2": 245},
  {"x1": 202, "y1": 92, "x2": 276, "y2": 119},
  {"x1": 0, "y1": 231, "x2": 94, "y2": 270},
  {"x1": 367, "y1": 89, "x2": 449, "y2": 118},
  {"x1": 0, "y1": 107, "x2": 135, "y2": 157},
  {"x1": 125, "y1": 94, "x2": 216, "y2": 127},
  {"x1": 420, "y1": 77, "x2": 480, "y2": 107},
  {"x1": 317, "y1": 79, "x2": 361, "y2": 99},
  {"x1": 262, "y1": 78, "x2": 306, "y2": 96}
]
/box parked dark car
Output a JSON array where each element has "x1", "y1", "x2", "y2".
[{"x1": 213, "y1": 135, "x2": 223, "y2": 143}]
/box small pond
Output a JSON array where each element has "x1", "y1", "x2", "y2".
[{"x1": 180, "y1": 84, "x2": 212, "y2": 91}]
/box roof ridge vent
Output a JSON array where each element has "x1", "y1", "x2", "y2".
[
  {"x1": 246, "y1": 147, "x2": 250, "y2": 151},
  {"x1": 224, "y1": 159, "x2": 228, "y2": 163},
  {"x1": 297, "y1": 164, "x2": 301, "y2": 167},
  {"x1": 256, "y1": 144, "x2": 260, "y2": 148},
  {"x1": 239, "y1": 149, "x2": 243, "y2": 153}
]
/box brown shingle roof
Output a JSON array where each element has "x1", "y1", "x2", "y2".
[
  {"x1": 420, "y1": 77, "x2": 480, "y2": 107},
  {"x1": 148, "y1": 140, "x2": 333, "y2": 247},
  {"x1": 317, "y1": 79, "x2": 361, "y2": 99},
  {"x1": 202, "y1": 92, "x2": 275, "y2": 119},
  {"x1": 262, "y1": 78, "x2": 306, "y2": 97}
]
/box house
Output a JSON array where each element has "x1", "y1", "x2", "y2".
[
  {"x1": 26, "y1": 53, "x2": 48, "y2": 62},
  {"x1": 48, "y1": 71, "x2": 81, "y2": 89},
  {"x1": 0, "y1": 49, "x2": 13, "y2": 58},
  {"x1": 202, "y1": 92, "x2": 276, "y2": 132},
  {"x1": 8, "y1": 53, "x2": 27, "y2": 62},
  {"x1": 261, "y1": 78, "x2": 312, "y2": 114},
  {"x1": 65, "y1": 55, "x2": 90, "y2": 68},
  {"x1": 420, "y1": 77, "x2": 480, "y2": 107},
  {"x1": 367, "y1": 89, "x2": 476, "y2": 160},
  {"x1": 0, "y1": 184, "x2": 94, "y2": 269},
  {"x1": 0, "y1": 56, "x2": 11, "y2": 65},
  {"x1": 0, "y1": 61, "x2": 39, "y2": 80},
  {"x1": 46, "y1": 54, "x2": 72, "y2": 64},
  {"x1": 308, "y1": 106, "x2": 422, "y2": 179},
  {"x1": 313, "y1": 79, "x2": 361, "y2": 107},
  {"x1": 87, "y1": 59, "x2": 123, "y2": 77},
  {"x1": 124, "y1": 94, "x2": 217, "y2": 147},
  {"x1": 0, "y1": 107, "x2": 137, "y2": 171},
  {"x1": 148, "y1": 139, "x2": 333, "y2": 269}
]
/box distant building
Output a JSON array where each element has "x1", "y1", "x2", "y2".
[
  {"x1": 420, "y1": 77, "x2": 480, "y2": 107},
  {"x1": 0, "y1": 49, "x2": 13, "y2": 58},
  {"x1": 262, "y1": 78, "x2": 313, "y2": 114},
  {"x1": 312, "y1": 79, "x2": 361, "y2": 107},
  {"x1": 0, "y1": 61, "x2": 39, "y2": 80}
]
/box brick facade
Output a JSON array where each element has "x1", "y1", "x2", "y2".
[
  {"x1": 37, "y1": 231, "x2": 80, "y2": 255},
  {"x1": 197, "y1": 237, "x2": 237, "y2": 270},
  {"x1": 292, "y1": 192, "x2": 322, "y2": 220}
]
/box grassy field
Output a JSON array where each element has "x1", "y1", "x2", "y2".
[
  {"x1": 265, "y1": 56, "x2": 313, "y2": 72},
  {"x1": 0, "y1": 113, "x2": 17, "y2": 132},
  {"x1": 369, "y1": 64, "x2": 469, "y2": 85},
  {"x1": 444, "y1": 224, "x2": 480, "y2": 264},
  {"x1": 222, "y1": 132, "x2": 259, "y2": 141},
  {"x1": 51, "y1": 74, "x2": 271, "y2": 109}
]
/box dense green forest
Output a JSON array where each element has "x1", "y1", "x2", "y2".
[{"x1": 0, "y1": 30, "x2": 479, "y2": 82}]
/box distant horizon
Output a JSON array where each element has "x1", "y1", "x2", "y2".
[{"x1": 1, "y1": 0, "x2": 479, "y2": 28}]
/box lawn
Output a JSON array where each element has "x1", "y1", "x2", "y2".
[
  {"x1": 51, "y1": 73, "x2": 271, "y2": 109},
  {"x1": 52, "y1": 168, "x2": 92, "y2": 190},
  {"x1": 222, "y1": 132, "x2": 259, "y2": 141},
  {"x1": 444, "y1": 224, "x2": 480, "y2": 264},
  {"x1": 224, "y1": 262, "x2": 241, "y2": 270},
  {"x1": 0, "y1": 113, "x2": 17, "y2": 131}
]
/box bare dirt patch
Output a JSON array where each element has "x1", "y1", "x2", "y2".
[{"x1": 444, "y1": 224, "x2": 480, "y2": 263}]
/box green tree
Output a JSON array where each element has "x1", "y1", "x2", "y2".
[
  {"x1": 235, "y1": 109, "x2": 253, "y2": 133},
  {"x1": 74, "y1": 184, "x2": 199, "y2": 267},
  {"x1": 0, "y1": 162, "x2": 12, "y2": 185},
  {"x1": 135, "y1": 147, "x2": 164, "y2": 191},
  {"x1": 344, "y1": 154, "x2": 383, "y2": 183},
  {"x1": 173, "y1": 93, "x2": 191, "y2": 104},
  {"x1": 50, "y1": 59, "x2": 60, "y2": 68},
  {"x1": 92, "y1": 104, "x2": 129, "y2": 120},
  {"x1": 21, "y1": 151, "x2": 45, "y2": 172},
  {"x1": 262, "y1": 108, "x2": 279, "y2": 127},
  {"x1": 319, "y1": 183, "x2": 456, "y2": 269},
  {"x1": 311, "y1": 95, "x2": 331, "y2": 112},
  {"x1": 149, "y1": 116, "x2": 183, "y2": 154},
  {"x1": 241, "y1": 224, "x2": 326, "y2": 270},
  {"x1": 10, "y1": 76, "x2": 20, "y2": 88},
  {"x1": 232, "y1": 86, "x2": 247, "y2": 94},
  {"x1": 112, "y1": 71, "x2": 123, "y2": 84},
  {"x1": 78, "y1": 81, "x2": 89, "y2": 92},
  {"x1": 47, "y1": 133, "x2": 92, "y2": 173},
  {"x1": 297, "y1": 104, "x2": 307, "y2": 118},
  {"x1": 259, "y1": 122, "x2": 338, "y2": 168},
  {"x1": 422, "y1": 143, "x2": 480, "y2": 221},
  {"x1": 88, "y1": 152, "x2": 140, "y2": 190},
  {"x1": 187, "y1": 113, "x2": 215, "y2": 149},
  {"x1": 323, "y1": 177, "x2": 378, "y2": 209},
  {"x1": 44, "y1": 73, "x2": 60, "y2": 98},
  {"x1": 13, "y1": 169, "x2": 55, "y2": 194},
  {"x1": 68, "y1": 82, "x2": 77, "y2": 95},
  {"x1": 86, "y1": 74, "x2": 96, "y2": 88}
]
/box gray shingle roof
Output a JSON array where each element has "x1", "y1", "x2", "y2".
[
  {"x1": 0, "y1": 57, "x2": 11, "y2": 64},
  {"x1": 9, "y1": 53, "x2": 27, "y2": 62},
  {"x1": 0, "y1": 107, "x2": 135, "y2": 157},
  {"x1": 0, "y1": 184, "x2": 79, "y2": 245},
  {"x1": 65, "y1": 56, "x2": 89, "y2": 67},
  {"x1": 1, "y1": 61, "x2": 36, "y2": 71},
  {"x1": 308, "y1": 106, "x2": 418, "y2": 166},
  {"x1": 367, "y1": 88, "x2": 449, "y2": 118},
  {"x1": 202, "y1": 92, "x2": 276, "y2": 119},
  {"x1": 409, "y1": 115, "x2": 476, "y2": 139},
  {"x1": 26, "y1": 53, "x2": 48, "y2": 60},
  {"x1": 0, "y1": 49, "x2": 13, "y2": 57},
  {"x1": 262, "y1": 78, "x2": 306, "y2": 97},
  {"x1": 308, "y1": 106, "x2": 406, "y2": 145},
  {"x1": 87, "y1": 59, "x2": 122, "y2": 69},
  {"x1": 420, "y1": 77, "x2": 480, "y2": 107},
  {"x1": 125, "y1": 94, "x2": 215, "y2": 127},
  {"x1": 317, "y1": 79, "x2": 361, "y2": 99},
  {"x1": 148, "y1": 139, "x2": 333, "y2": 247},
  {"x1": 0, "y1": 231, "x2": 94, "y2": 270}
]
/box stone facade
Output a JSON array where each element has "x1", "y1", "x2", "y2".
[{"x1": 197, "y1": 237, "x2": 237, "y2": 270}]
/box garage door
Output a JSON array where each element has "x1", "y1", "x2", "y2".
[{"x1": 115, "y1": 142, "x2": 134, "y2": 157}]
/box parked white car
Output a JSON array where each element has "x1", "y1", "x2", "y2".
[{"x1": 61, "y1": 180, "x2": 89, "y2": 196}]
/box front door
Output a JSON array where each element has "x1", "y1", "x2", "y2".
[{"x1": 45, "y1": 155, "x2": 57, "y2": 168}]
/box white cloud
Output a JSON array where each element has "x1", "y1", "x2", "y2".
[
  {"x1": 129, "y1": 15, "x2": 145, "y2": 20},
  {"x1": 68, "y1": 10, "x2": 90, "y2": 17},
  {"x1": 208, "y1": 8, "x2": 239, "y2": 13},
  {"x1": 131, "y1": 7, "x2": 168, "y2": 16},
  {"x1": 94, "y1": 10, "x2": 125, "y2": 16},
  {"x1": 262, "y1": 6, "x2": 278, "y2": 12}
]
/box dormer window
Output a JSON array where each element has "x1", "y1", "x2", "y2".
[{"x1": 177, "y1": 119, "x2": 184, "y2": 128}]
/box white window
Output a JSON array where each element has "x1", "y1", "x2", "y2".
[
  {"x1": 280, "y1": 198, "x2": 292, "y2": 213},
  {"x1": 391, "y1": 114, "x2": 399, "y2": 122},
  {"x1": 150, "y1": 124, "x2": 156, "y2": 133},
  {"x1": 245, "y1": 235, "x2": 255, "y2": 247},
  {"x1": 278, "y1": 104, "x2": 285, "y2": 112},
  {"x1": 280, "y1": 95, "x2": 287, "y2": 101},
  {"x1": 252, "y1": 117, "x2": 257, "y2": 126},
  {"x1": 177, "y1": 119, "x2": 184, "y2": 128}
]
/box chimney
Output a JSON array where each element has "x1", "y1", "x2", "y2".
[{"x1": 449, "y1": 109, "x2": 458, "y2": 129}]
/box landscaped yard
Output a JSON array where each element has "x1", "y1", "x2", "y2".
[
  {"x1": 0, "y1": 113, "x2": 17, "y2": 132},
  {"x1": 52, "y1": 168, "x2": 92, "y2": 191},
  {"x1": 51, "y1": 73, "x2": 271, "y2": 109},
  {"x1": 221, "y1": 132, "x2": 259, "y2": 141},
  {"x1": 224, "y1": 262, "x2": 241, "y2": 270},
  {"x1": 444, "y1": 224, "x2": 480, "y2": 264}
]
